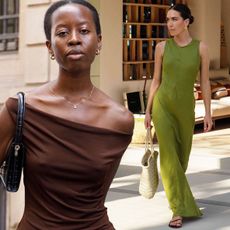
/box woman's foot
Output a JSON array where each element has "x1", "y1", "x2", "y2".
[{"x1": 168, "y1": 216, "x2": 183, "y2": 228}]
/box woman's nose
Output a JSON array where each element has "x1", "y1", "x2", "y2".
[
  {"x1": 167, "y1": 20, "x2": 173, "y2": 28},
  {"x1": 68, "y1": 32, "x2": 81, "y2": 46}
]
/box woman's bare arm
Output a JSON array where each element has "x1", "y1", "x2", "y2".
[
  {"x1": 0, "y1": 105, "x2": 15, "y2": 164},
  {"x1": 144, "y1": 41, "x2": 165, "y2": 128},
  {"x1": 199, "y1": 41, "x2": 213, "y2": 132}
]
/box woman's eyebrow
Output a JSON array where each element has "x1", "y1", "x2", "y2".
[{"x1": 166, "y1": 16, "x2": 179, "y2": 20}]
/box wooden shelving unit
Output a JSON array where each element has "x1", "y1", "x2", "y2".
[{"x1": 122, "y1": 0, "x2": 183, "y2": 81}]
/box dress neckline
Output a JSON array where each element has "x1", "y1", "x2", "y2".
[
  {"x1": 9, "y1": 97, "x2": 132, "y2": 135},
  {"x1": 172, "y1": 38, "x2": 193, "y2": 48}
]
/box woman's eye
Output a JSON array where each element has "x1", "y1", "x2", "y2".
[
  {"x1": 80, "y1": 29, "x2": 89, "y2": 34},
  {"x1": 57, "y1": 31, "x2": 68, "y2": 37}
]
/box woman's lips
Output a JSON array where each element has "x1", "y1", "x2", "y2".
[
  {"x1": 66, "y1": 50, "x2": 84, "y2": 60},
  {"x1": 67, "y1": 53, "x2": 84, "y2": 60}
]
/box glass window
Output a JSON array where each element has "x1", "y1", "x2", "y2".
[{"x1": 0, "y1": 0, "x2": 19, "y2": 52}]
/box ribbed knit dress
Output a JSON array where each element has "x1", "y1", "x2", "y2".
[{"x1": 152, "y1": 38, "x2": 202, "y2": 217}]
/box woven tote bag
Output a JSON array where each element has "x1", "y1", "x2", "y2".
[{"x1": 139, "y1": 127, "x2": 159, "y2": 199}]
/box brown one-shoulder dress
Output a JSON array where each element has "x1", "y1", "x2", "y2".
[{"x1": 5, "y1": 98, "x2": 132, "y2": 230}]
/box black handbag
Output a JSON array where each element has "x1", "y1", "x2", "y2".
[{"x1": 0, "y1": 92, "x2": 26, "y2": 192}]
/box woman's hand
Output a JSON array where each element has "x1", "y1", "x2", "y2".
[
  {"x1": 144, "y1": 112, "x2": 152, "y2": 129},
  {"x1": 203, "y1": 114, "x2": 213, "y2": 132}
]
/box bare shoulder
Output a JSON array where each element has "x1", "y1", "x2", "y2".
[
  {"x1": 108, "y1": 101, "x2": 134, "y2": 134},
  {"x1": 96, "y1": 90, "x2": 134, "y2": 134},
  {"x1": 156, "y1": 40, "x2": 166, "y2": 49},
  {"x1": 199, "y1": 40, "x2": 208, "y2": 49},
  {"x1": 199, "y1": 41, "x2": 209, "y2": 57},
  {"x1": 10, "y1": 84, "x2": 46, "y2": 100},
  {"x1": 24, "y1": 83, "x2": 50, "y2": 99},
  {"x1": 112, "y1": 100, "x2": 134, "y2": 131},
  {"x1": 155, "y1": 41, "x2": 166, "y2": 56}
]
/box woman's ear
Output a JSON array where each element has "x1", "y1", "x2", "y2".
[
  {"x1": 184, "y1": 18, "x2": 190, "y2": 28},
  {"x1": 97, "y1": 35, "x2": 102, "y2": 51},
  {"x1": 46, "y1": 40, "x2": 55, "y2": 60},
  {"x1": 46, "y1": 40, "x2": 53, "y2": 55}
]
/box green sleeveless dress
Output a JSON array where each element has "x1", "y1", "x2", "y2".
[{"x1": 152, "y1": 38, "x2": 202, "y2": 217}]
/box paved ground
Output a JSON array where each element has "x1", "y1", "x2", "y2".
[{"x1": 105, "y1": 124, "x2": 230, "y2": 230}]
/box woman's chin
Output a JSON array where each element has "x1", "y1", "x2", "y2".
[{"x1": 169, "y1": 32, "x2": 176, "y2": 37}]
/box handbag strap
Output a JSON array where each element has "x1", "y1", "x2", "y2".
[
  {"x1": 14, "y1": 92, "x2": 25, "y2": 144},
  {"x1": 145, "y1": 127, "x2": 154, "y2": 153}
]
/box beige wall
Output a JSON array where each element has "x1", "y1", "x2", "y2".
[
  {"x1": 188, "y1": 0, "x2": 221, "y2": 69},
  {"x1": 0, "y1": 55, "x2": 23, "y2": 103},
  {"x1": 176, "y1": 0, "x2": 230, "y2": 70},
  {"x1": 222, "y1": 0, "x2": 230, "y2": 68}
]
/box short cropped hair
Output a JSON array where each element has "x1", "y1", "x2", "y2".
[{"x1": 44, "y1": 0, "x2": 101, "y2": 41}]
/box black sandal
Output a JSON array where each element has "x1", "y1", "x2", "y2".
[{"x1": 168, "y1": 216, "x2": 183, "y2": 228}]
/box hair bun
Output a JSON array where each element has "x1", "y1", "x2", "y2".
[{"x1": 189, "y1": 15, "x2": 194, "y2": 24}]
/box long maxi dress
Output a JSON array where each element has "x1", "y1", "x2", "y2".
[{"x1": 152, "y1": 38, "x2": 202, "y2": 217}]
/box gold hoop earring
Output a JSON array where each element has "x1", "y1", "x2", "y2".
[
  {"x1": 50, "y1": 54, "x2": 55, "y2": 60},
  {"x1": 96, "y1": 49, "x2": 100, "y2": 55}
]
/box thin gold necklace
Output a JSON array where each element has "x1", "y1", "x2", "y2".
[{"x1": 50, "y1": 85, "x2": 95, "y2": 109}]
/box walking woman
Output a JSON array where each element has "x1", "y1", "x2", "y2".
[
  {"x1": 144, "y1": 3, "x2": 213, "y2": 228},
  {"x1": 0, "y1": 1, "x2": 133, "y2": 229}
]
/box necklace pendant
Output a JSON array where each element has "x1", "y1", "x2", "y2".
[{"x1": 73, "y1": 105, "x2": 78, "y2": 109}]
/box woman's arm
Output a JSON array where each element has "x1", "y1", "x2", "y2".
[
  {"x1": 0, "y1": 105, "x2": 15, "y2": 164},
  {"x1": 144, "y1": 41, "x2": 165, "y2": 128},
  {"x1": 199, "y1": 41, "x2": 213, "y2": 132}
]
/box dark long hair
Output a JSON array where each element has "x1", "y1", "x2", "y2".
[{"x1": 169, "y1": 3, "x2": 194, "y2": 24}]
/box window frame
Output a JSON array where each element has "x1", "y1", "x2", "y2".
[{"x1": 0, "y1": 0, "x2": 19, "y2": 53}]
